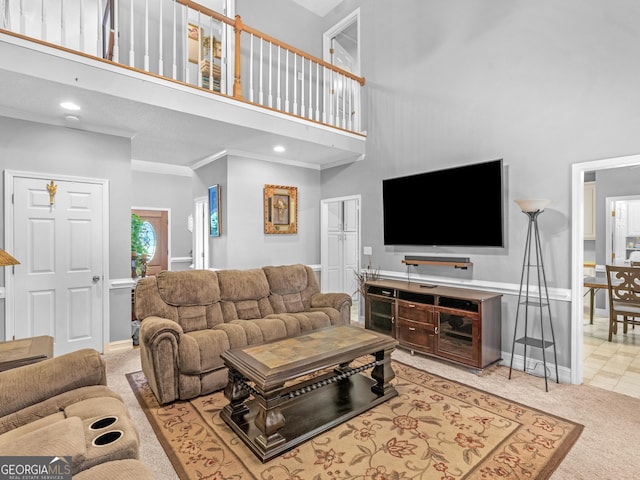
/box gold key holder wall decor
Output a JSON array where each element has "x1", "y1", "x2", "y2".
[{"x1": 46, "y1": 180, "x2": 57, "y2": 206}]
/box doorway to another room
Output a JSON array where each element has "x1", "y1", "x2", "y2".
[
  {"x1": 323, "y1": 8, "x2": 361, "y2": 132},
  {"x1": 131, "y1": 208, "x2": 169, "y2": 276},
  {"x1": 574, "y1": 155, "x2": 640, "y2": 399}
]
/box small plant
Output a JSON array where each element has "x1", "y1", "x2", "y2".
[
  {"x1": 131, "y1": 213, "x2": 146, "y2": 275},
  {"x1": 354, "y1": 255, "x2": 380, "y2": 297}
]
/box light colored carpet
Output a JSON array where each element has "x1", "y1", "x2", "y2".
[
  {"x1": 104, "y1": 347, "x2": 640, "y2": 479},
  {"x1": 126, "y1": 359, "x2": 582, "y2": 479}
]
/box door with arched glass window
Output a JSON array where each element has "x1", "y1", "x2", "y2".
[{"x1": 132, "y1": 209, "x2": 168, "y2": 276}]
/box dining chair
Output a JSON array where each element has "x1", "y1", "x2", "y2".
[
  {"x1": 605, "y1": 265, "x2": 640, "y2": 341},
  {"x1": 629, "y1": 251, "x2": 640, "y2": 266}
]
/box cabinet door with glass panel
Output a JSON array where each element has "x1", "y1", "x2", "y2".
[
  {"x1": 435, "y1": 297, "x2": 480, "y2": 366},
  {"x1": 365, "y1": 285, "x2": 396, "y2": 337}
]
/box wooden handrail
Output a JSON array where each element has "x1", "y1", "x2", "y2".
[
  {"x1": 1, "y1": 0, "x2": 366, "y2": 135},
  {"x1": 235, "y1": 17, "x2": 365, "y2": 86},
  {"x1": 176, "y1": 0, "x2": 365, "y2": 86}
]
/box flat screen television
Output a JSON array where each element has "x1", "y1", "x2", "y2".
[{"x1": 382, "y1": 159, "x2": 504, "y2": 247}]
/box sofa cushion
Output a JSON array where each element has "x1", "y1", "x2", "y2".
[
  {"x1": 64, "y1": 396, "x2": 130, "y2": 421},
  {"x1": 284, "y1": 311, "x2": 331, "y2": 330},
  {"x1": 218, "y1": 269, "x2": 274, "y2": 320},
  {"x1": 134, "y1": 277, "x2": 179, "y2": 322},
  {"x1": 156, "y1": 270, "x2": 220, "y2": 306},
  {"x1": 229, "y1": 318, "x2": 287, "y2": 344},
  {"x1": 0, "y1": 416, "x2": 87, "y2": 472},
  {"x1": 263, "y1": 264, "x2": 308, "y2": 295},
  {"x1": 218, "y1": 268, "x2": 270, "y2": 301},
  {"x1": 310, "y1": 306, "x2": 343, "y2": 325},
  {"x1": 212, "y1": 323, "x2": 249, "y2": 348},
  {"x1": 0, "y1": 348, "x2": 107, "y2": 422},
  {"x1": 274, "y1": 292, "x2": 305, "y2": 313},
  {"x1": 180, "y1": 330, "x2": 230, "y2": 373},
  {"x1": 0, "y1": 385, "x2": 123, "y2": 435},
  {"x1": 264, "y1": 313, "x2": 304, "y2": 336},
  {"x1": 264, "y1": 264, "x2": 317, "y2": 313},
  {"x1": 0, "y1": 411, "x2": 65, "y2": 444},
  {"x1": 176, "y1": 305, "x2": 208, "y2": 332}
]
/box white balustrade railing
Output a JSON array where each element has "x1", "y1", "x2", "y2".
[{"x1": 0, "y1": 0, "x2": 365, "y2": 134}]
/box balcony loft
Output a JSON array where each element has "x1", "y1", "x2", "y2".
[{"x1": 0, "y1": 0, "x2": 366, "y2": 171}]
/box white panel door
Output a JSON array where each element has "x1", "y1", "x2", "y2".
[
  {"x1": 342, "y1": 198, "x2": 359, "y2": 296},
  {"x1": 12, "y1": 176, "x2": 104, "y2": 355},
  {"x1": 321, "y1": 196, "x2": 360, "y2": 299},
  {"x1": 325, "y1": 201, "x2": 343, "y2": 292}
]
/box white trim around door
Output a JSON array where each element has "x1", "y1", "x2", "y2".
[
  {"x1": 3, "y1": 170, "x2": 110, "y2": 349},
  {"x1": 571, "y1": 153, "x2": 640, "y2": 385}
]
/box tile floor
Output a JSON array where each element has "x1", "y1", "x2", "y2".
[{"x1": 583, "y1": 307, "x2": 640, "y2": 398}]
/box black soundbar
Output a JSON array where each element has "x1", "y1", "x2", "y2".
[{"x1": 404, "y1": 255, "x2": 470, "y2": 264}]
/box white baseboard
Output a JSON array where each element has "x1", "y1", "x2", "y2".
[
  {"x1": 103, "y1": 339, "x2": 133, "y2": 354},
  {"x1": 500, "y1": 351, "x2": 572, "y2": 384}
]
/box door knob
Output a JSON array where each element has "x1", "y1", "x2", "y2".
[{"x1": 93, "y1": 275, "x2": 101, "y2": 283}]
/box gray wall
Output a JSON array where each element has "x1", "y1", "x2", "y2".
[
  {"x1": 318, "y1": 0, "x2": 640, "y2": 282},
  {"x1": 132, "y1": 169, "x2": 193, "y2": 265},
  {"x1": 0, "y1": 116, "x2": 132, "y2": 343},
  {"x1": 5, "y1": 0, "x2": 640, "y2": 370},
  {"x1": 236, "y1": 0, "x2": 324, "y2": 55},
  {"x1": 236, "y1": 0, "x2": 640, "y2": 371},
  {"x1": 194, "y1": 155, "x2": 321, "y2": 269}
]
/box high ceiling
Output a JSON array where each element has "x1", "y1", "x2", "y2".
[{"x1": 292, "y1": 0, "x2": 345, "y2": 17}]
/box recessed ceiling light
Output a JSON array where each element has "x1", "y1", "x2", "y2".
[
  {"x1": 60, "y1": 101, "x2": 81, "y2": 111},
  {"x1": 273, "y1": 145, "x2": 285, "y2": 153}
]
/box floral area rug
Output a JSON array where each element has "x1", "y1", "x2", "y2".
[{"x1": 126, "y1": 360, "x2": 583, "y2": 480}]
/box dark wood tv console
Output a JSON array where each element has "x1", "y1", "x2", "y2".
[{"x1": 364, "y1": 279, "x2": 502, "y2": 370}]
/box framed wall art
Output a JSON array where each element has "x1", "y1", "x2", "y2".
[
  {"x1": 264, "y1": 184, "x2": 297, "y2": 234},
  {"x1": 209, "y1": 184, "x2": 220, "y2": 237}
]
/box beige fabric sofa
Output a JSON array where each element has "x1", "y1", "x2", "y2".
[
  {"x1": 0, "y1": 348, "x2": 154, "y2": 479},
  {"x1": 134, "y1": 263, "x2": 352, "y2": 404}
]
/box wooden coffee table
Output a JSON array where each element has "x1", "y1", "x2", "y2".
[
  {"x1": 0, "y1": 335, "x2": 53, "y2": 372},
  {"x1": 220, "y1": 325, "x2": 398, "y2": 462}
]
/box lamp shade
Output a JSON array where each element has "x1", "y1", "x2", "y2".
[
  {"x1": 0, "y1": 249, "x2": 20, "y2": 267},
  {"x1": 514, "y1": 199, "x2": 551, "y2": 213}
]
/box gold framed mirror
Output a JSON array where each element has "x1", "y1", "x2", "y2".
[{"x1": 264, "y1": 184, "x2": 297, "y2": 234}]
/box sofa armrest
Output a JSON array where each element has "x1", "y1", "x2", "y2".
[
  {"x1": 0, "y1": 349, "x2": 106, "y2": 420},
  {"x1": 139, "y1": 316, "x2": 184, "y2": 346},
  {"x1": 311, "y1": 292, "x2": 352, "y2": 325},
  {"x1": 311, "y1": 292, "x2": 352, "y2": 312},
  {"x1": 139, "y1": 317, "x2": 184, "y2": 404}
]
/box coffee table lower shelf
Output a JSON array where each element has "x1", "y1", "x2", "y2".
[{"x1": 220, "y1": 373, "x2": 396, "y2": 463}]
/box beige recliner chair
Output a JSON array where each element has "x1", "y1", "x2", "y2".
[{"x1": 0, "y1": 348, "x2": 155, "y2": 479}]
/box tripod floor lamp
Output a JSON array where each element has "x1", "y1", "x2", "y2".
[{"x1": 509, "y1": 199, "x2": 559, "y2": 392}]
